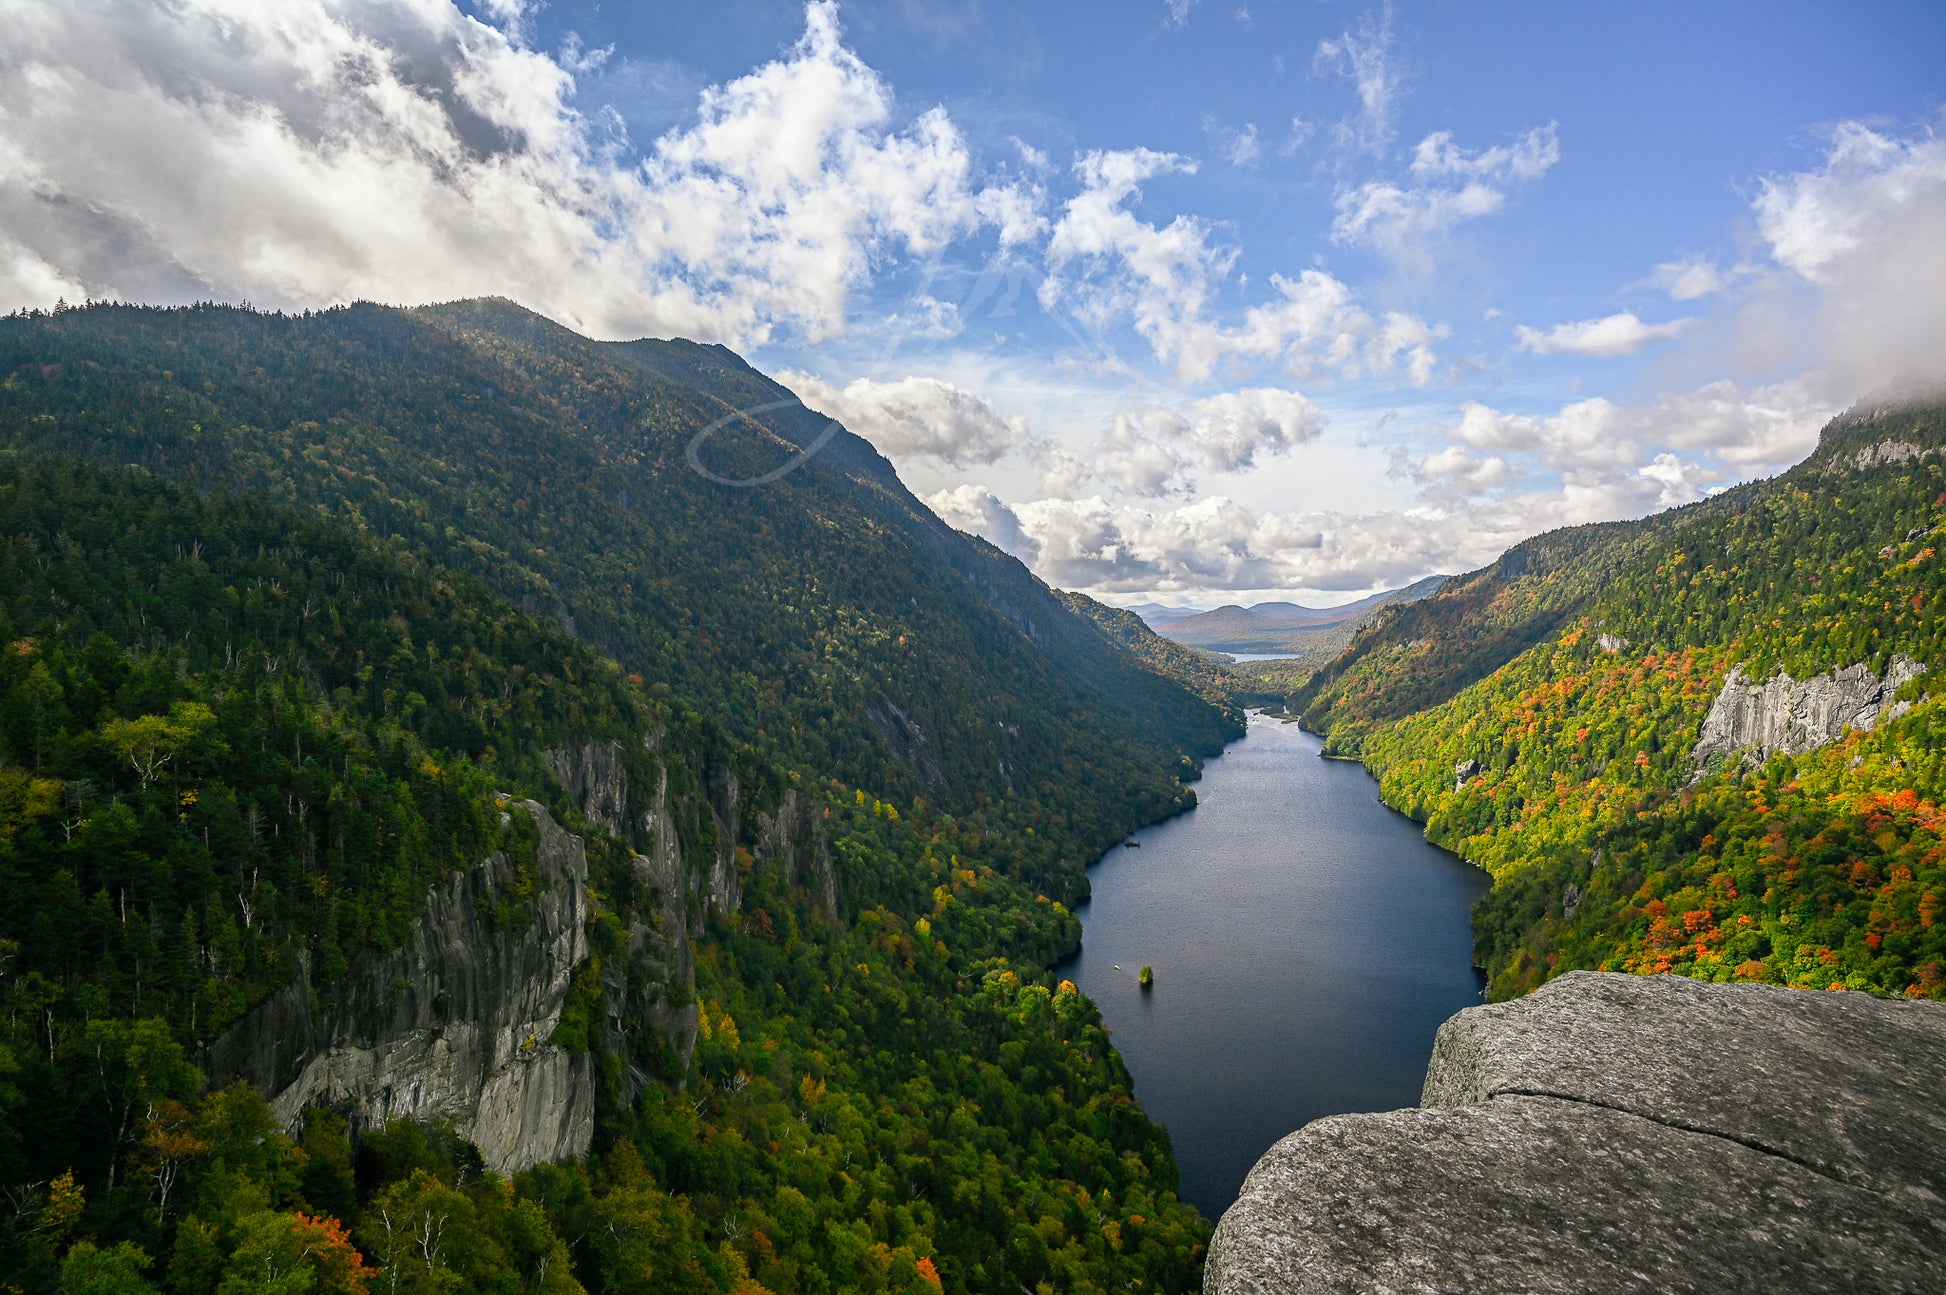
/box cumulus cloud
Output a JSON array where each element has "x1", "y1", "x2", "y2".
[
  {"x1": 1645, "y1": 256, "x2": 1725, "y2": 301},
  {"x1": 1078, "y1": 387, "x2": 1325, "y2": 497},
  {"x1": 967, "y1": 493, "x2": 1477, "y2": 596},
  {"x1": 925, "y1": 484, "x2": 1041, "y2": 562},
  {"x1": 1332, "y1": 124, "x2": 1559, "y2": 274},
  {"x1": 1180, "y1": 387, "x2": 1325, "y2": 470},
  {"x1": 1042, "y1": 147, "x2": 1224, "y2": 354},
  {"x1": 1093, "y1": 415, "x2": 1192, "y2": 496},
  {"x1": 1442, "y1": 378, "x2": 1834, "y2": 479},
  {"x1": 1042, "y1": 156, "x2": 1446, "y2": 385},
  {"x1": 1515, "y1": 310, "x2": 1693, "y2": 357},
  {"x1": 778, "y1": 371, "x2": 1027, "y2": 467},
  {"x1": 1394, "y1": 444, "x2": 1520, "y2": 500},
  {"x1": 923, "y1": 366, "x2": 1836, "y2": 600},
  {"x1": 1752, "y1": 116, "x2": 1946, "y2": 392},
  {"x1": 0, "y1": 0, "x2": 1015, "y2": 343}
]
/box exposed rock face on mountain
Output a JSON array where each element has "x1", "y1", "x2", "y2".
[
  {"x1": 545, "y1": 738, "x2": 632, "y2": 838},
  {"x1": 209, "y1": 802, "x2": 595, "y2": 1175},
  {"x1": 1824, "y1": 437, "x2": 1938, "y2": 473},
  {"x1": 1692, "y1": 654, "x2": 1924, "y2": 767},
  {"x1": 1207, "y1": 972, "x2": 1946, "y2": 1295}
]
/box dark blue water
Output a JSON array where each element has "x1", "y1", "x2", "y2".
[{"x1": 1067, "y1": 713, "x2": 1490, "y2": 1218}]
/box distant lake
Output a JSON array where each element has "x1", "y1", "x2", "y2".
[
  {"x1": 1223, "y1": 652, "x2": 1302, "y2": 662},
  {"x1": 1065, "y1": 713, "x2": 1490, "y2": 1218}
]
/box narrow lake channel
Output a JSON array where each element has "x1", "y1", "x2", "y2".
[{"x1": 1065, "y1": 712, "x2": 1491, "y2": 1218}]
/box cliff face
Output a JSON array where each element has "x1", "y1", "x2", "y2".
[
  {"x1": 207, "y1": 735, "x2": 843, "y2": 1172},
  {"x1": 1692, "y1": 653, "x2": 1923, "y2": 767},
  {"x1": 209, "y1": 801, "x2": 595, "y2": 1176},
  {"x1": 1207, "y1": 973, "x2": 1946, "y2": 1295}
]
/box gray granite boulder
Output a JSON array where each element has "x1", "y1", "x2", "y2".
[{"x1": 1207, "y1": 971, "x2": 1946, "y2": 1294}]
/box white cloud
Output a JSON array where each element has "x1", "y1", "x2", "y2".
[
  {"x1": 1515, "y1": 310, "x2": 1693, "y2": 358},
  {"x1": 1634, "y1": 376, "x2": 1837, "y2": 470},
  {"x1": 0, "y1": 0, "x2": 1019, "y2": 344},
  {"x1": 1082, "y1": 386, "x2": 1325, "y2": 497},
  {"x1": 1279, "y1": 116, "x2": 1316, "y2": 159},
  {"x1": 1332, "y1": 125, "x2": 1559, "y2": 274},
  {"x1": 1449, "y1": 398, "x2": 1638, "y2": 472},
  {"x1": 1043, "y1": 149, "x2": 1447, "y2": 384},
  {"x1": 1439, "y1": 378, "x2": 1835, "y2": 481},
  {"x1": 1646, "y1": 256, "x2": 1725, "y2": 301},
  {"x1": 925, "y1": 484, "x2": 1041, "y2": 562},
  {"x1": 1093, "y1": 414, "x2": 1191, "y2": 496},
  {"x1": 1396, "y1": 444, "x2": 1520, "y2": 499},
  {"x1": 779, "y1": 370, "x2": 1027, "y2": 467},
  {"x1": 1314, "y1": 6, "x2": 1401, "y2": 159},
  {"x1": 991, "y1": 493, "x2": 1474, "y2": 596},
  {"x1": 1202, "y1": 116, "x2": 1262, "y2": 168},
  {"x1": 1409, "y1": 126, "x2": 1559, "y2": 182},
  {"x1": 1182, "y1": 270, "x2": 1445, "y2": 386},
  {"x1": 1163, "y1": 0, "x2": 1202, "y2": 26},
  {"x1": 924, "y1": 367, "x2": 1836, "y2": 601},
  {"x1": 1042, "y1": 147, "x2": 1224, "y2": 353},
  {"x1": 1181, "y1": 387, "x2": 1325, "y2": 470},
  {"x1": 1751, "y1": 116, "x2": 1946, "y2": 392},
  {"x1": 1636, "y1": 452, "x2": 1717, "y2": 509}
]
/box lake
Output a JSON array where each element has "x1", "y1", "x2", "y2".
[{"x1": 1065, "y1": 712, "x2": 1490, "y2": 1218}]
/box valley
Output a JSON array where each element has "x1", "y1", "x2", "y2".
[{"x1": 0, "y1": 300, "x2": 1940, "y2": 1295}]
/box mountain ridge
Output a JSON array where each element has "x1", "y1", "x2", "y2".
[
  {"x1": 1153, "y1": 577, "x2": 1449, "y2": 656},
  {"x1": 1286, "y1": 395, "x2": 1946, "y2": 1002}
]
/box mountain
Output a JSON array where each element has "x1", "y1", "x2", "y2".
[
  {"x1": 0, "y1": 302, "x2": 1230, "y2": 1293},
  {"x1": 1123, "y1": 602, "x2": 1209, "y2": 625},
  {"x1": 0, "y1": 299, "x2": 1239, "y2": 899},
  {"x1": 1152, "y1": 577, "x2": 1449, "y2": 656},
  {"x1": 1246, "y1": 578, "x2": 1449, "y2": 627},
  {"x1": 1287, "y1": 397, "x2": 1946, "y2": 1004}
]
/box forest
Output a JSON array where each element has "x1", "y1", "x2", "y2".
[
  {"x1": 0, "y1": 304, "x2": 1233, "y2": 1294},
  {"x1": 1286, "y1": 399, "x2": 1946, "y2": 1002}
]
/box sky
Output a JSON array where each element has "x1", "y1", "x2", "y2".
[{"x1": 2, "y1": 1, "x2": 1943, "y2": 608}]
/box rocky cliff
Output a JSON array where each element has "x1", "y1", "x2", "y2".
[
  {"x1": 1691, "y1": 653, "x2": 1923, "y2": 768},
  {"x1": 209, "y1": 801, "x2": 595, "y2": 1176},
  {"x1": 1208, "y1": 972, "x2": 1946, "y2": 1294},
  {"x1": 205, "y1": 734, "x2": 844, "y2": 1173}
]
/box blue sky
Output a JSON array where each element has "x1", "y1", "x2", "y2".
[{"x1": 2, "y1": 0, "x2": 1942, "y2": 604}]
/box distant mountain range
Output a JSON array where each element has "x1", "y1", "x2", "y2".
[{"x1": 1141, "y1": 576, "x2": 1450, "y2": 655}]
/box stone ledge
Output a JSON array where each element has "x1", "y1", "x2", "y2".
[{"x1": 1207, "y1": 972, "x2": 1946, "y2": 1295}]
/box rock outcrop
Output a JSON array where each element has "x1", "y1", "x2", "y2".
[
  {"x1": 1823, "y1": 437, "x2": 1938, "y2": 473},
  {"x1": 1207, "y1": 972, "x2": 1946, "y2": 1295},
  {"x1": 209, "y1": 802, "x2": 594, "y2": 1176},
  {"x1": 544, "y1": 738, "x2": 632, "y2": 838},
  {"x1": 1691, "y1": 654, "x2": 1923, "y2": 768}
]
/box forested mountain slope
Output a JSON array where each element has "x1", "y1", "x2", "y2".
[
  {"x1": 0, "y1": 300, "x2": 1239, "y2": 902},
  {"x1": 0, "y1": 305, "x2": 1233, "y2": 1293},
  {"x1": 1293, "y1": 398, "x2": 1946, "y2": 1003}
]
